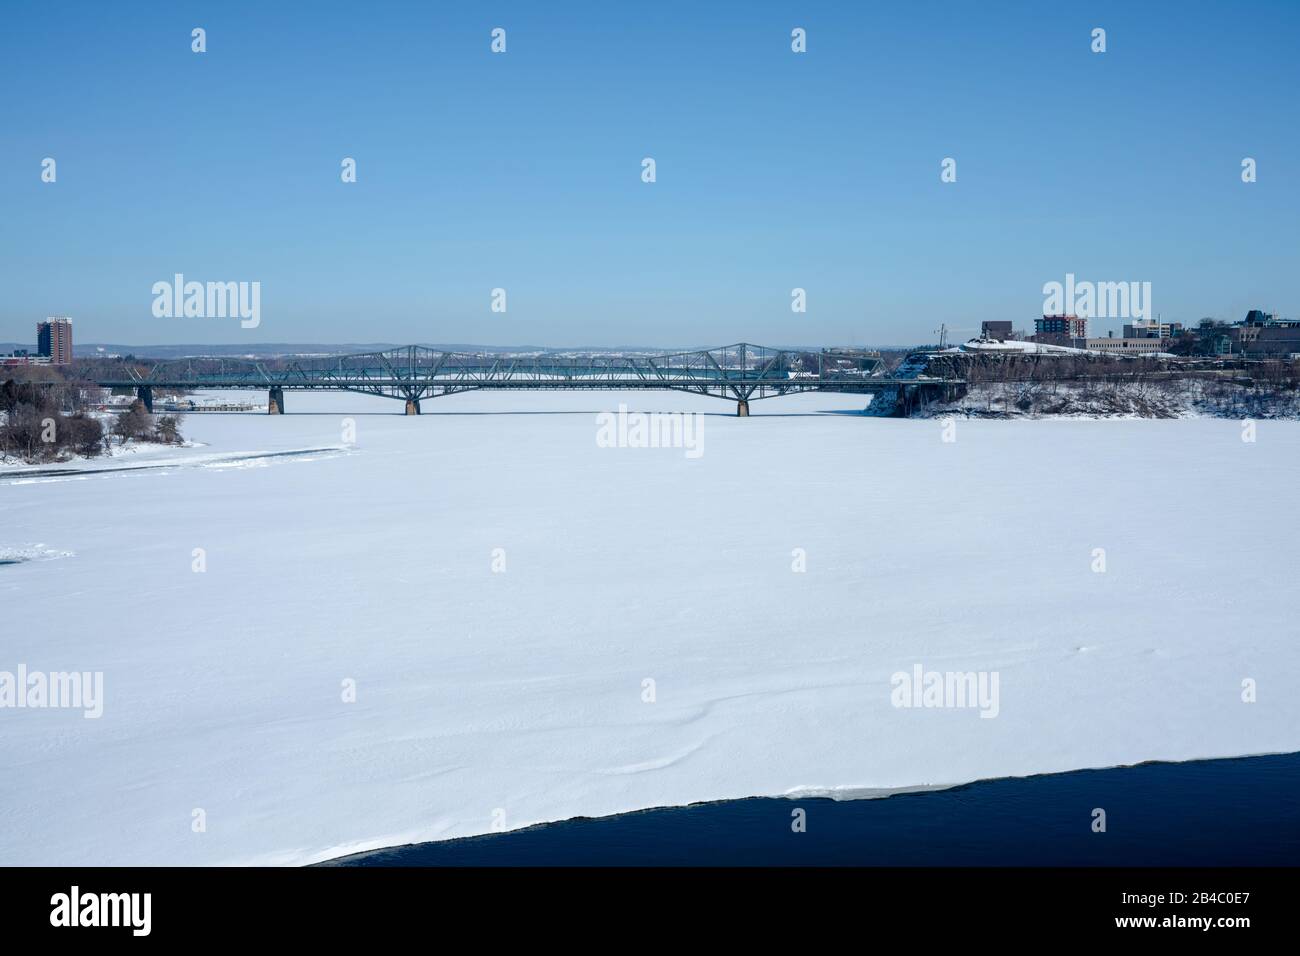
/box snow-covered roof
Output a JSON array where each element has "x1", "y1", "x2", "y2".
[{"x1": 959, "y1": 338, "x2": 1089, "y2": 355}]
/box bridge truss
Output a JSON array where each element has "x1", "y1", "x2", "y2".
[{"x1": 90, "y1": 343, "x2": 960, "y2": 414}]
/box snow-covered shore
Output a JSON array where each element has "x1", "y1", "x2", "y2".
[
  {"x1": 0, "y1": 438, "x2": 204, "y2": 475},
  {"x1": 2, "y1": 389, "x2": 1297, "y2": 865},
  {"x1": 917, "y1": 379, "x2": 1300, "y2": 420}
]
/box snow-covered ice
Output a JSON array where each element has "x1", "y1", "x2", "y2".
[{"x1": 2, "y1": 389, "x2": 1297, "y2": 865}]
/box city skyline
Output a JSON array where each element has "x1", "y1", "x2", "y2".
[{"x1": 3, "y1": 1, "x2": 1298, "y2": 347}]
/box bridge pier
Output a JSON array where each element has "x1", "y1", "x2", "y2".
[
  {"x1": 136, "y1": 386, "x2": 153, "y2": 413},
  {"x1": 736, "y1": 399, "x2": 750, "y2": 417},
  {"x1": 405, "y1": 399, "x2": 421, "y2": 415},
  {"x1": 267, "y1": 387, "x2": 285, "y2": 415}
]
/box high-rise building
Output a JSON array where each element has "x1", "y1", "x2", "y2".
[
  {"x1": 1035, "y1": 314, "x2": 1087, "y2": 339},
  {"x1": 37, "y1": 317, "x2": 73, "y2": 365}
]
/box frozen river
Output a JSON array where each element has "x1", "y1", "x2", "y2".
[{"x1": 2, "y1": 389, "x2": 1297, "y2": 865}]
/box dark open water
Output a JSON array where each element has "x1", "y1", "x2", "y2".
[{"x1": 328, "y1": 752, "x2": 1300, "y2": 866}]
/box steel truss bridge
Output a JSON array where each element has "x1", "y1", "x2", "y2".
[{"x1": 90, "y1": 343, "x2": 962, "y2": 415}]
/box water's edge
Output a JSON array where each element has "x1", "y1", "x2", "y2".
[{"x1": 321, "y1": 751, "x2": 1300, "y2": 867}]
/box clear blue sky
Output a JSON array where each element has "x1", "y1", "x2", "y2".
[{"x1": 1, "y1": 0, "x2": 1297, "y2": 348}]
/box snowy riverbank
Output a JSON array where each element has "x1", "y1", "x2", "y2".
[{"x1": 915, "y1": 379, "x2": 1300, "y2": 420}]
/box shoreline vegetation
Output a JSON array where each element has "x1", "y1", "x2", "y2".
[{"x1": 1, "y1": 378, "x2": 184, "y2": 465}]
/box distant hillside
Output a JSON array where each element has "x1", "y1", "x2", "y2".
[
  {"x1": 2, "y1": 342, "x2": 538, "y2": 359},
  {"x1": 1, "y1": 341, "x2": 921, "y2": 359}
]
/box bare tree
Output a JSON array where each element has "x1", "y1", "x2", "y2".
[{"x1": 113, "y1": 400, "x2": 153, "y2": 444}]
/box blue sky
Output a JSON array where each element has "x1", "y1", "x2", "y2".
[{"x1": 1, "y1": 0, "x2": 1297, "y2": 348}]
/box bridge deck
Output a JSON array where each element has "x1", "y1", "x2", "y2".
[{"x1": 87, "y1": 343, "x2": 961, "y2": 405}]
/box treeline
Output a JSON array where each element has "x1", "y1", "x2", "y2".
[
  {"x1": 111, "y1": 399, "x2": 184, "y2": 444},
  {"x1": 0, "y1": 380, "x2": 104, "y2": 462},
  {"x1": 1, "y1": 379, "x2": 184, "y2": 464}
]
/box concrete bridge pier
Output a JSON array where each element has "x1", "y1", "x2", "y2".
[
  {"x1": 405, "y1": 399, "x2": 421, "y2": 415},
  {"x1": 136, "y1": 385, "x2": 153, "y2": 413},
  {"x1": 736, "y1": 399, "x2": 750, "y2": 417},
  {"x1": 267, "y1": 387, "x2": 285, "y2": 415}
]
